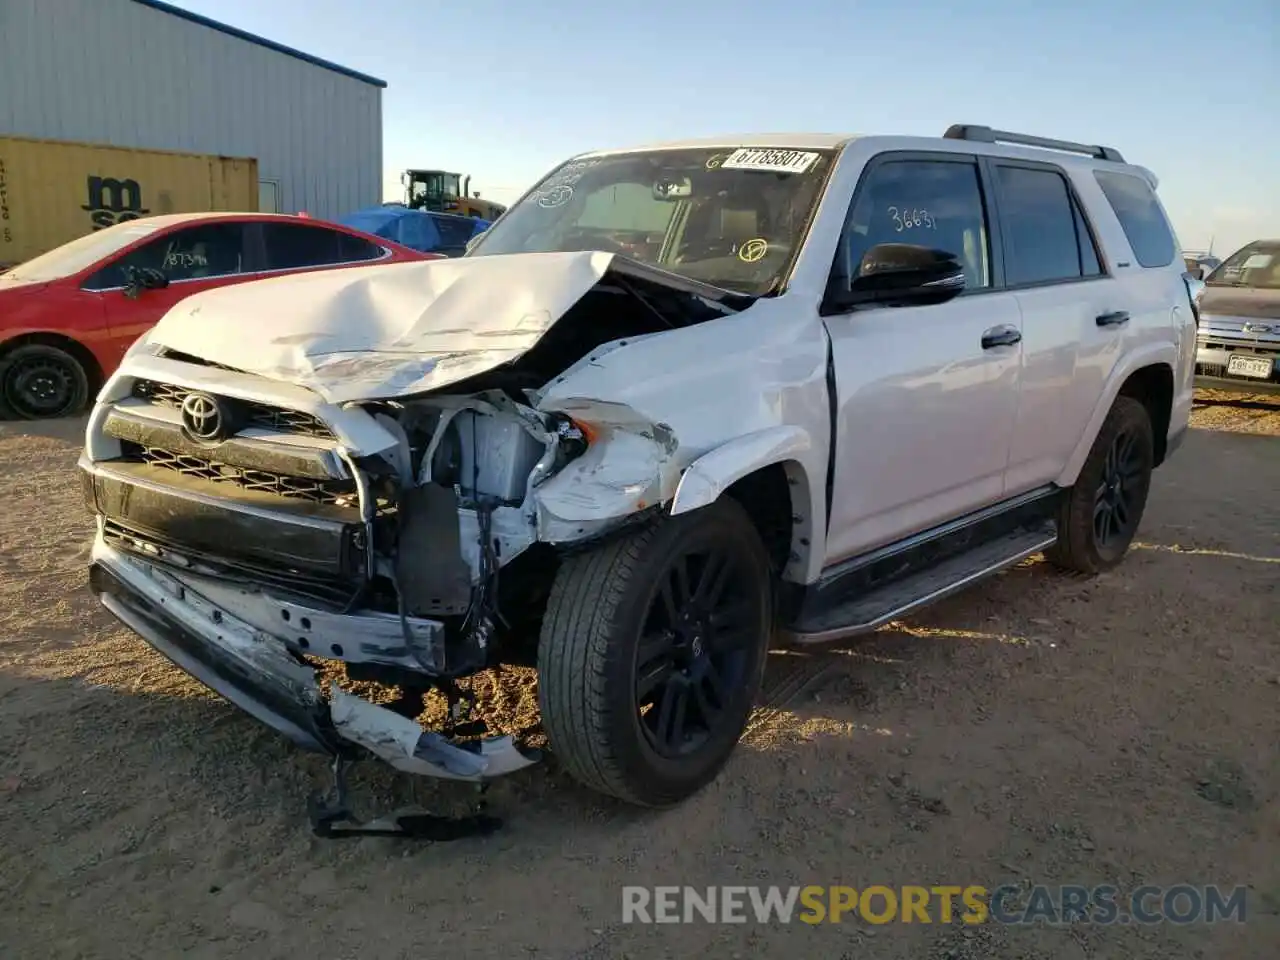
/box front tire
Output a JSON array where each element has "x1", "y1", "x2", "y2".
[
  {"x1": 537, "y1": 498, "x2": 773, "y2": 807},
  {"x1": 1048, "y1": 395, "x2": 1154, "y2": 574},
  {"x1": 0, "y1": 343, "x2": 91, "y2": 420}
]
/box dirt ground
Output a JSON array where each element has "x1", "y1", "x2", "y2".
[{"x1": 1, "y1": 397, "x2": 1277, "y2": 960}]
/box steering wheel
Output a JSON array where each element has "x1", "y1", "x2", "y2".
[{"x1": 561, "y1": 230, "x2": 631, "y2": 254}]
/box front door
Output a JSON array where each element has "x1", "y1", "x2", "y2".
[
  {"x1": 820, "y1": 152, "x2": 1024, "y2": 565},
  {"x1": 86, "y1": 221, "x2": 252, "y2": 369}
]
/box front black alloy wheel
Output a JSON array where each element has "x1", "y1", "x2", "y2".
[
  {"x1": 1048, "y1": 395, "x2": 1154, "y2": 574},
  {"x1": 538, "y1": 498, "x2": 773, "y2": 807},
  {"x1": 0, "y1": 343, "x2": 91, "y2": 420},
  {"x1": 635, "y1": 545, "x2": 759, "y2": 760}
]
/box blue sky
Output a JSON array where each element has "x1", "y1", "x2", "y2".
[{"x1": 173, "y1": 0, "x2": 1277, "y2": 256}]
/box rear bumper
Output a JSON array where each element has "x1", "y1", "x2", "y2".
[{"x1": 87, "y1": 534, "x2": 539, "y2": 781}]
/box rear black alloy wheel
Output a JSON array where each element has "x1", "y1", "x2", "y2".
[
  {"x1": 0, "y1": 344, "x2": 91, "y2": 420},
  {"x1": 538, "y1": 498, "x2": 772, "y2": 807},
  {"x1": 1048, "y1": 395, "x2": 1154, "y2": 574},
  {"x1": 1093, "y1": 425, "x2": 1144, "y2": 549}
]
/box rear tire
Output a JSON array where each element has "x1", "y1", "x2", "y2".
[
  {"x1": 1047, "y1": 395, "x2": 1154, "y2": 574},
  {"x1": 537, "y1": 498, "x2": 773, "y2": 807},
  {"x1": 0, "y1": 343, "x2": 91, "y2": 420}
]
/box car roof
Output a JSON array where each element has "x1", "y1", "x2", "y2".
[
  {"x1": 572, "y1": 131, "x2": 1156, "y2": 188},
  {"x1": 124, "y1": 212, "x2": 349, "y2": 229},
  {"x1": 578, "y1": 133, "x2": 857, "y2": 157}
]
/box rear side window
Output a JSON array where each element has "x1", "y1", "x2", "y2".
[
  {"x1": 994, "y1": 165, "x2": 1101, "y2": 285},
  {"x1": 261, "y1": 223, "x2": 384, "y2": 270},
  {"x1": 1093, "y1": 170, "x2": 1175, "y2": 268}
]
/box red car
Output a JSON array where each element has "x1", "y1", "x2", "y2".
[{"x1": 0, "y1": 212, "x2": 435, "y2": 419}]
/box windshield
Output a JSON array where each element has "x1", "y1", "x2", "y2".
[
  {"x1": 467, "y1": 146, "x2": 836, "y2": 295},
  {"x1": 1, "y1": 220, "x2": 162, "y2": 283},
  {"x1": 1205, "y1": 241, "x2": 1280, "y2": 290}
]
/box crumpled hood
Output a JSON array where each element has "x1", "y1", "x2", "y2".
[
  {"x1": 146, "y1": 250, "x2": 618, "y2": 404},
  {"x1": 1200, "y1": 286, "x2": 1280, "y2": 321}
]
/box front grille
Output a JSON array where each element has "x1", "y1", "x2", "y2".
[
  {"x1": 130, "y1": 379, "x2": 335, "y2": 440},
  {"x1": 121, "y1": 441, "x2": 357, "y2": 506}
]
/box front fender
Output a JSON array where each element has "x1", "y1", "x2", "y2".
[
  {"x1": 669, "y1": 425, "x2": 813, "y2": 516},
  {"x1": 1055, "y1": 341, "x2": 1177, "y2": 488}
]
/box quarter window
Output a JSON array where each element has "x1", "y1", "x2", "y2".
[
  {"x1": 1093, "y1": 170, "x2": 1176, "y2": 268},
  {"x1": 995, "y1": 165, "x2": 1101, "y2": 285},
  {"x1": 833, "y1": 159, "x2": 992, "y2": 295},
  {"x1": 260, "y1": 222, "x2": 385, "y2": 270},
  {"x1": 84, "y1": 222, "x2": 248, "y2": 290}
]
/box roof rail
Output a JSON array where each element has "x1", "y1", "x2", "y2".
[{"x1": 943, "y1": 124, "x2": 1125, "y2": 164}]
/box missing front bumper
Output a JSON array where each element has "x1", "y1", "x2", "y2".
[{"x1": 87, "y1": 539, "x2": 540, "y2": 783}]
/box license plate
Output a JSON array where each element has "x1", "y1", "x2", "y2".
[{"x1": 1226, "y1": 354, "x2": 1275, "y2": 379}]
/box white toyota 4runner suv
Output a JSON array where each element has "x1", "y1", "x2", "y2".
[{"x1": 80, "y1": 125, "x2": 1198, "y2": 833}]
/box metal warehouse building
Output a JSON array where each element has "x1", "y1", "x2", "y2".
[{"x1": 0, "y1": 0, "x2": 384, "y2": 220}]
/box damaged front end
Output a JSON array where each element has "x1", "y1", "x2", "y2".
[{"x1": 81, "y1": 252, "x2": 741, "y2": 835}]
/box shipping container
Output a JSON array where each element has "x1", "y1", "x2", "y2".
[{"x1": 0, "y1": 136, "x2": 258, "y2": 267}]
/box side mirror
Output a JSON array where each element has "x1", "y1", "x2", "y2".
[
  {"x1": 123, "y1": 266, "x2": 168, "y2": 299},
  {"x1": 829, "y1": 243, "x2": 967, "y2": 310}
]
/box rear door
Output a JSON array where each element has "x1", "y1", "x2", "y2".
[
  {"x1": 983, "y1": 159, "x2": 1121, "y2": 495},
  {"x1": 90, "y1": 220, "x2": 252, "y2": 368}
]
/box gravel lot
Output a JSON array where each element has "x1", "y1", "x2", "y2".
[{"x1": 1, "y1": 399, "x2": 1277, "y2": 959}]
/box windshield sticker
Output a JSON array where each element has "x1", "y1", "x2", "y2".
[
  {"x1": 1242, "y1": 253, "x2": 1274, "y2": 270},
  {"x1": 531, "y1": 159, "x2": 605, "y2": 208},
  {"x1": 536, "y1": 185, "x2": 574, "y2": 208},
  {"x1": 721, "y1": 148, "x2": 820, "y2": 175},
  {"x1": 737, "y1": 238, "x2": 769, "y2": 263},
  {"x1": 705, "y1": 153, "x2": 731, "y2": 170}
]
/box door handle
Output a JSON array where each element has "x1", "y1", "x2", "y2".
[
  {"x1": 981, "y1": 324, "x2": 1022, "y2": 349},
  {"x1": 1096, "y1": 310, "x2": 1130, "y2": 327}
]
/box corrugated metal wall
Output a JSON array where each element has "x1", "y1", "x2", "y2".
[{"x1": 0, "y1": 0, "x2": 382, "y2": 220}]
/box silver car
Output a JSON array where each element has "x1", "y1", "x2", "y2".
[{"x1": 1194, "y1": 239, "x2": 1280, "y2": 394}]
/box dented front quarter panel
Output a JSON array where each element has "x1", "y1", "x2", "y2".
[{"x1": 536, "y1": 295, "x2": 831, "y2": 582}]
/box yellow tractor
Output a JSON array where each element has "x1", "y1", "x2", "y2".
[{"x1": 402, "y1": 169, "x2": 507, "y2": 221}]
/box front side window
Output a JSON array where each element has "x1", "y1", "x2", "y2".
[
  {"x1": 467, "y1": 147, "x2": 836, "y2": 295},
  {"x1": 995, "y1": 165, "x2": 1099, "y2": 285},
  {"x1": 1094, "y1": 170, "x2": 1176, "y2": 268},
  {"x1": 1205, "y1": 241, "x2": 1280, "y2": 290},
  {"x1": 832, "y1": 158, "x2": 992, "y2": 294},
  {"x1": 84, "y1": 222, "x2": 247, "y2": 290}
]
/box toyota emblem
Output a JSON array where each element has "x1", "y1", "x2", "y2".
[{"x1": 180, "y1": 392, "x2": 226, "y2": 443}]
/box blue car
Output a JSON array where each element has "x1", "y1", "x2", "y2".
[{"x1": 337, "y1": 204, "x2": 489, "y2": 257}]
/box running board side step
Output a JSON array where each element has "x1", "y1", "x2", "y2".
[{"x1": 781, "y1": 524, "x2": 1057, "y2": 645}]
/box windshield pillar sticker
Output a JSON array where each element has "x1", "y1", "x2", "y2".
[
  {"x1": 720, "y1": 148, "x2": 820, "y2": 175},
  {"x1": 532, "y1": 159, "x2": 601, "y2": 208}
]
